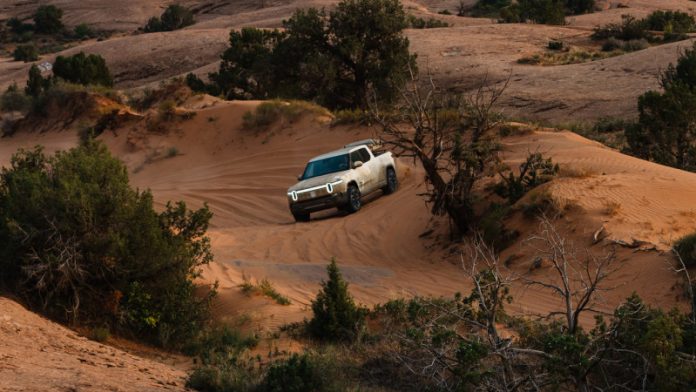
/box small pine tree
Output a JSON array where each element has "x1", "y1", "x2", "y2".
[
  {"x1": 33, "y1": 5, "x2": 64, "y2": 35},
  {"x1": 13, "y1": 43, "x2": 39, "y2": 62},
  {"x1": 308, "y1": 258, "x2": 365, "y2": 341},
  {"x1": 25, "y1": 65, "x2": 46, "y2": 97},
  {"x1": 1, "y1": 83, "x2": 31, "y2": 112}
]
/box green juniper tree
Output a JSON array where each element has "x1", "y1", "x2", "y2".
[{"x1": 308, "y1": 258, "x2": 365, "y2": 341}]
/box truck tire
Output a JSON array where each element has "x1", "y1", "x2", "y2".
[
  {"x1": 382, "y1": 167, "x2": 398, "y2": 195},
  {"x1": 292, "y1": 211, "x2": 310, "y2": 222},
  {"x1": 344, "y1": 183, "x2": 362, "y2": 213}
]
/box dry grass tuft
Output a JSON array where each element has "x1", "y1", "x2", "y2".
[
  {"x1": 602, "y1": 200, "x2": 622, "y2": 217},
  {"x1": 559, "y1": 165, "x2": 599, "y2": 179}
]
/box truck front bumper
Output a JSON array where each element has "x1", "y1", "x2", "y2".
[{"x1": 289, "y1": 192, "x2": 349, "y2": 214}]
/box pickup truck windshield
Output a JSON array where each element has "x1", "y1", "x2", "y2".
[{"x1": 302, "y1": 154, "x2": 350, "y2": 179}]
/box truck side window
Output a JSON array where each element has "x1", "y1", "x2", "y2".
[
  {"x1": 358, "y1": 148, "x2": 371, "y2": 163},
  {"x1": 350, "y1": 150, "x2": 362, "y2": 165}
]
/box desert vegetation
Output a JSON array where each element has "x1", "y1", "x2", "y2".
[
  {"x1": 592, "y1": 11, "x2": 695, "y2": 48},
  {"x1": 626, "y1": 42, "x2": 696, "y2": 172},
  {"x1": 241, "y1": 100, "x2": 329, "y2": 131},
  {"x1": 471, "y1": 0, "x2": 595, "y2": 24},
  {"x1": 185, "y1": 229, "x2": 696, "y2": 391},
  {"x1": 53, "y1": 52, "x2": 113, "y2": 87},
  {"x1": 0, "y1": 141, "x2": 215, "y2": 347},
  {"x1": 1, "y1": 51, "x2": 112, "y2": 122},
  {"x1": 239, "y1": 276, "x2": 291, "y2": 306},
  {"x1": 143, "y1": 4, "x2": 196, "y2": 33},
  {"x1": 1, "y1": 5, "x2": 104, "y2": 60},
  {"x1": 190, "y1": 0, "x2": 415, "y2": 109}
]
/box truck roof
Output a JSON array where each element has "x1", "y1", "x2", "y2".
[{"x1": 309, "y1": 146, "x2": 358, "y2": 162}]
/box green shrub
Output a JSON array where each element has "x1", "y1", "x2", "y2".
[
  {"x1": 479, "y1": 204, "x2": 518, "y2": 251},
  {"x1": 144, "y1": 4, "x2": 195, "y2": 32},
  {"x1": 25, "y1": 64, "x2": 52, "y2": 98},
  {"x1": 627, "y1": 42, "x2": 696, "y2": 171},
  {"x1": 242, "y1": 100, "x2": 328, "y2": 131},
  {"x1": 1, "y1": 83, "x2": 31, "y2": 112},
  {"x1": 259, "y1": 353, "x2": 334, "y2": 392},
  {"x1": 621, "y1": 38, "x2": 649, "y2": 52},
  {"x1": 90, "y1": 327, "x2": 111, "y2": 342},
  {"x1": 158, "y1": 99, "x2": 176, "y2": 121},
  {"x1": 471, "y1": 0, "x2": 512, "y2": 17},
  {"x1": 675, "y1": 233, "x2": 696, "y2": 267},
  {"x1": 0, "y1": 141, "x2": 214, "y2": 347},
  {"x1": 601, "y1": 37, "x2": 649, "y2": 53},
  {"x1": 185, "y1": 325, "x2": 259, "y2": 392},
  {"x1": 548, "y1": 40, "x2": 564, "y2": 50},
  {"x1": 592, "y1": 15, "x2": 649, "y2": 41},
  {"x1": 331, "y1": 108, "x2": 371, "y2": 126},
  {"x1": 186, "y1": 73, "x2": 215, "y2": 94},
  {"x1": 74, "y1": 23, "x2": 94, "y2": 39},
  {"x1": 184, "y1": 325, "x2": 258, "y2": 359},
  {"x1": 166, "y1": 147, "x2": 179, "y2": 158},
  {"x1": 53, "y1": 52, "x2": 113, "y2": 87},
  {"x1": 644, "y1": 10, "x2": 695, "y2": 33},
  {"x1": 408, "y1": 15, "x2": 450, "y2": 28},
  {"x1": 308, "y1": 259, "x2": 366, "y2": 342},
  {"x1": 564, "y1": 0, "x2": 594, "y2": 15},
  {"x1": 521, "y1": 188, "x2": 560, "y2": 218},
  {"x1": 500, "y1": 0, "x2": 566, "y2": 25},
  {"x1": 258, "y1": 279, "x2": 291, "y2": 305},
  {"x1": 593, "y1": 12, "x2": 691, "y2": 45},
  {"x1": 601, "y1": 37, "x2": 622, "y2": 51},
  {"x1": 210, "y1": 0, "x2": 415, "y2": 109},
  {"x1": 238, "y1": 276, "x2": 291, "y2": 305},
  {"x1": 33, "y1": 5, "x2": 64, "y2": 35},
  {"x1": 13, "y1": 44, "x2": 39, "y2": 62},
  {"x1": 494, "y1": 152, "x2": 558, "y2": 203},
  {"x1": 7, "y1": 17, "x2": 34, "y2": 35}
]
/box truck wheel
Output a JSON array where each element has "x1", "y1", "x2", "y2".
[
  {"x1": 292, "y1": 211, "x2": 310, "y2": 222},
  {"x1": 382, "y1": 167, "x2": 398, "y2": 195},
  {"x1": 344, "y1": 184, "x2": 362, "y2": 213}
]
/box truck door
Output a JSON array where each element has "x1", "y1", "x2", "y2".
[{"x1": 350, "y1": 148, "x2": 374, "y2": 192}]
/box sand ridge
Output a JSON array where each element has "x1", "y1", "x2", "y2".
[{"x1": 0, "y1": 297, "x2": 187, "y2": 392}]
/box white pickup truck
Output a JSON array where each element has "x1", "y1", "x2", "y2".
[{"x1": 287, "y1": 139, "x2": 398, "y2": 222}]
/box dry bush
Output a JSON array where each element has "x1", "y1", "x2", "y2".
[
  {"x1": 602, "y1": 200, "x2": 621, "y2": 216},
  {"x1": 238, "y1": 275, "x2": 291, "y2": 305},
  {"x1": 376, "y1": 69, "x2": 509, "y2": 234},
  {"x1": 558, "y1": 165, "x2": 598, "y2": 179}
]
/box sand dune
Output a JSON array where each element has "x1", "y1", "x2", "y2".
[
  {"x1": 93, "y1": 100, "x2": 689, "y2": 329},
  {"x1": 0, "y1": 297, "x2": 186, "y2": 392},
  {"x1": 0, "y1": 96, "x2": 691, "y2": 357}
]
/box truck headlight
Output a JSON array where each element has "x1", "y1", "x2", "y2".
[{"x1": 326, "y1": 180, "x2": 343, "y2": 194}]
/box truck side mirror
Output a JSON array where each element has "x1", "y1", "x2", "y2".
[
  {"x1": 353, "y1": 161, "x2": 363, "y2": 169},
  {"x1": 297, "y1": 174, "x2": 303, "y2": 181}
]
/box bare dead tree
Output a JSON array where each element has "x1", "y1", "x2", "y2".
[
  {"x1": 17, "y1": 217, "x2": 105, "y2": 324},
  {"x1": 373, "y1": 67, "x2": 509, "y2": 234},
  {"x1": 523, "y1": 217, "x2": 620, "y2": 335},
  {"x1": 380, "y1": 236, "x2": 555, "y2": 391},
  {"x1": 671, "y1": 248, "x2": 696, "y2": 323}
]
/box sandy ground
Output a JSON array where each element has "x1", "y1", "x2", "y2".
[
  {"x1": 0, "y1": 96, "x2": 693, "y2": 389},
  {"x1": 0, "y1": 297, "x2": 187, "y2": 392},
  {"x1": 2, "y1": 0, "x2": 696, "y2": 121},
  {"x1": 4, "y1": 99, "x2": 677, "y2": 329}
]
